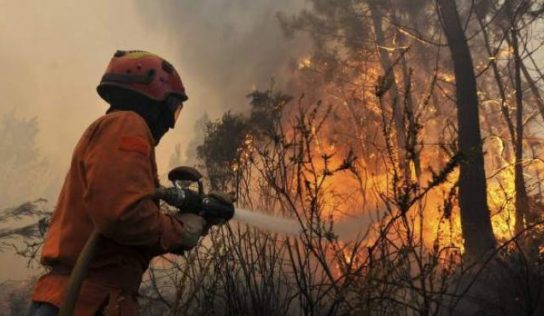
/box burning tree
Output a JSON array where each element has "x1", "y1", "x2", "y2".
[{"x1": 437, "y1": 0, "x2": 496, "y2": 258}]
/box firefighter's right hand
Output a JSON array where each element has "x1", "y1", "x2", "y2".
[{"x1": 175, "y1": 213, "x2": 207, "y2": 252}]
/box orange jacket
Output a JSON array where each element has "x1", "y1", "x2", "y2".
[{"x1": 32, "y1": 111, "x2": 187, "y2": 315}]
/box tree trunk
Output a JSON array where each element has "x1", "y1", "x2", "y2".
[
  {"x1": 368, "y1": 2, "x2": 409, "y2": 180},
  {"x1": 520, "y1": 57, "x2": 544, "y2": 125},
  {"x1": 475, "y1": 3, "x2": 530, "y2": 234},
  {"x1": 437, "y1": 0, "x2": 496, "y2": 258},
  {"x1": 393, "y1": 9, "x2": 422, "y2": 180},
  {"x1": 511, "y1": 27, "x2": 530, "y2": 233}
]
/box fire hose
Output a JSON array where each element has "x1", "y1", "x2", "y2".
[{"x1": 58, "y1": 166, "x2": 234, "y2": 316}]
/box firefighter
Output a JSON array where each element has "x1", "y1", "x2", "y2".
[{"x1": 27, "y1": 50, "x2": 206, "y2": 315}]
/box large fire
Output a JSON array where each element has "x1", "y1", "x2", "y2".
[
  {"x1": 226, "y1": 48, "x2": 544, "y2": 273},
  {"x1": 271, "y1": 53, "x2": 542, "y2": 257}
]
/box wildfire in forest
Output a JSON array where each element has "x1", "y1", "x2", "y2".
[
  {"x1": 6, "y1": 2, "x2": 544, "y2": 316},
  {"x1": 275, "y1": 53, "x2": 544, "y2": 256}
]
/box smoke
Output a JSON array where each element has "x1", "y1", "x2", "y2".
[
  {"x1": 132, "y1": 0, "x2": 310, "y2": 165},
  {"x1": 0, "y1": 0, "x2": 307, "y2": 280}
]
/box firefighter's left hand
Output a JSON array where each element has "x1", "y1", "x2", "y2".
[{"x1": 175, "y1": 213, "x2": 207, "y2": 251}]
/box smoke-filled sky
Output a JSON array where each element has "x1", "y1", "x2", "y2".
[
  {"x1": 0, "y1": 0, "x2": 308, "y2": 281},
  {"x1": 1, "y1": 0, "x2": 308, "y2": 176}
]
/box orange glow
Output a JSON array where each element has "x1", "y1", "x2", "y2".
[{"x1": 234, "y1": 49, "x2": 532, "y2": 262}]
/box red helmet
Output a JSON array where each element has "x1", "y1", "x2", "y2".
[{"x1": 97, "y1": 50, "x2": 188, "y2": 104}]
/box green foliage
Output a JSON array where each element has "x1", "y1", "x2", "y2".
[
  {"x1": 247, "y1": 90, "x2": 292, "y2": 138},
  {"x1": 278, "y1": 0, "x2": 372, "y2": 54},
  {"x1": 196, "y1": 90, "x2": 293, "y2": 190},
  {"x1": 197, "y1": 111, "x2": 247, "y2": 190}
]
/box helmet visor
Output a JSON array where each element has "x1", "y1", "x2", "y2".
[
  {"x1": 174, "y1": 103, "x2": 182, "y2": 122},
  {"x1": 168, "y1": 101, "x2": 183, "y2": 128}
]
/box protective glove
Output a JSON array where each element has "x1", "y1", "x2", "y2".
[{"x1": 172, "y1": 213, "x2": 207, "y2": 254}]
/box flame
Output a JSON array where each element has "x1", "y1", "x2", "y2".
[
  {"x1": 497, "y1": 46, "x2": 514, "y2": 59},
  {"x1": 239, "y1": 50, "x2": 531, "y2": 260},
  {"x1": 298, "y1": 56, "x2": 312, "y2": 69},
  {"x1": 438, "y1": 72, "x2": 455, "y2": 83}
]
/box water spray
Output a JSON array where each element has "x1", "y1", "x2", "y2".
[
  {"x1": 233, "y1": 208, "x2": 302, "y2": 235},
  {"x1": 233, "y1": 207, "x2": 377, "y2": 241}
]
